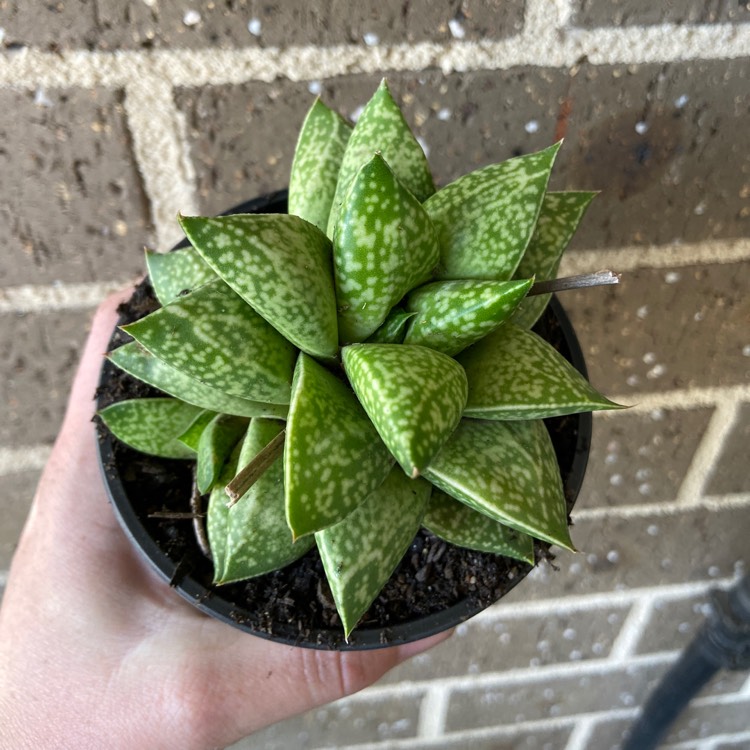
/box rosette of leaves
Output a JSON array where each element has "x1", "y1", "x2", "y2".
[{"x1": 100, "y1": 80, "x2": 621, "y2": 638}]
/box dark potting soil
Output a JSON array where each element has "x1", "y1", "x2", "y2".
[{"x1": 96, "y1": 278, "x2": 582, "y2": 648}]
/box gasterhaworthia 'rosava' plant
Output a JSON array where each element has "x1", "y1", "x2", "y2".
[{"x1": 100, "y1": 79, "x2": 622, "y2": 638}]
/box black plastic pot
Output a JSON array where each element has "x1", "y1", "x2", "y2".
[{"x1": 96, "y1": 192, "x2": 592, "y2": 651}]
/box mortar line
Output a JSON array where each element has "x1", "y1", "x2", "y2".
[
  {"x1": 2, "y1": 22, "x2": 750, "y2": 90},
  {"x1": 603, "y1": 384, "x2": 750, "y2": 416},
  {"x1": 675, "y1": 399, "x2": 740, "y2": 506},
  {"x1": 608, "y1": 596, "x2": 656, "y2": 661},
  {"x1": 475, "y1": 576, "x2": 735, "y2": 622},
  {"x1": 2, "y1": 237, "x2": 746, "y2": 315},
  {"x1": 558, "y1": 238, "x2": 750, "y2": 276},
  {"x1": 123, "y1": 75, "x2": 199, "y2": 251},
  {"x1": 522, "y1": 0, "x2": 575, "y2": 41},
  {"x1": 563, "y1": 716, "x2": 597, "y2": 750},
  {"x1": 0, "y1": 280, "x2": 137, "y2": 314},
  {"x1": 572, "y1": 492, "x2": 750, "y2": 522},
  {"x1": 0, "y1": 445, "x2": 51, "y2": 475},
  {"x1": 416, "y1": 685, "x2": 449, "y2": 740},
  {"x1": 329, "y1": 689, "x2": 750, "y2": 750},
  {"x1": 345, "y1": 649, "x2": 679, "y2": 701}
]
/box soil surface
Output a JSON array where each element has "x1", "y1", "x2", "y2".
[{"x1": 96, "y1": 277, "x2": 585, "y2": 649}]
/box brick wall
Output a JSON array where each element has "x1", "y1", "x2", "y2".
[{"x1": 1, "y1": 2, "x2": 748, "y2": 748}]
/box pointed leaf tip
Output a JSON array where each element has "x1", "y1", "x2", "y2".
[
  {"x1": 343, "y1": 344, "x2": 467, "y2": 476},
  {"x1": 181, "y1": 214, "x2": 339, "y2": 359},
  {"x1": 285, "y1": 353, "x2": 394, "y2": 539}
]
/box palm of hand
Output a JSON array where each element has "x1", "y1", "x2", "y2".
[{"x1": 0, "y1": 292, "x2": 445, "y2": 750}]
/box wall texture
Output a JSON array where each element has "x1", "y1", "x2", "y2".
[{"x1": 1, "y1": 2, "x2": 748, "y2": 748}]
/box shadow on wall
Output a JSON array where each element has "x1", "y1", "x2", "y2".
[{"x1": 554, "y1": 94, "x2": 747, "y2": 250}]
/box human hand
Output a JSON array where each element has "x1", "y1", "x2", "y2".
[{"x1": 0, "y1": 291, "x2": 449, "y2": 750}]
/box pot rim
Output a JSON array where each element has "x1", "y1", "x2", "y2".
[{"x1": 96, "y1": 191, "x2": 592, "y2": 650}]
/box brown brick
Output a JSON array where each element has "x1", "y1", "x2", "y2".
[
  {"x1": 175, "y1": 70, "x2": 569, "y2": 215},
  {"x1": 562, "y1": 263, "x2": 750, "y2": 395},
  {"x1": 1, "y1": 309, "x2": 92, "y2": 445},
  {"x1": 0, "y1": 470, "x2": 38, "y2": 570},
  {"x1": 636, "y1": 591, "x2": 714, "y2": 655},
  {"x1": 588, "y1": 699, "x2": 750, "y2": 750},
  {"x1": 177, "y1": 59, "x2": 750, "y2": 251},
  {"x1": 573, "y1": 0, "x2": 750, "y2": 28},
  {"x1": 0, "y1": 88, "x2": 151, "y2": 287},
  {"x1": 665, "y1": 697, "x2": 750, "y2": 744},
  {"x1": 445, "y1": 659, "x2": 746, "y2": 733},
  {"x1": 381, "y1": 602, "x2": 630, "y2": 684},
  {"x1": 230, "y1": 693, "x2": 422, "y2": 749},
  {"x1": 445, "y1": 660, "x2": 666, "y2": 730},
  {"x1": 704, "y1": 402, "x2": 750, "y2": 495},
  {"x1": 501, "y1": 506, "x2": 747, "y2": 603},
  {"x1": 0, "y1": 1, "x2": 523, "y2": 52},
  {"x1": 382, "y1": 726, "x2": 573, "y2": 750},
  {"x1": 551, "y1": 59, "x2": 750, "y2": 250},
  {"x1": 579, "y1": 408, "x2": 714, "y2": 510}
]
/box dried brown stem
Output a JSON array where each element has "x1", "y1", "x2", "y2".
[
  {"x1": 225, "y1": 429, "x2": 286, "y2": 507},
  {"x1": 528, "y1": 270, "x2": 620, "y2": 296},
  {"x1": 191, "y1": 468, "x2": 212, "y2": 560}
]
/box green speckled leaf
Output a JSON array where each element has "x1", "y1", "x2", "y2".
[
  {"x1": 423, "y1": 489, "x2": 535, "y2": 563},
  {"x1": 289, "y1": 98, "x2": 352, "y2": 234},
  {"x1": 334, "y1": 154, "x2": 439, "y2": 343},
  {"x1": 403, "y1": 278, "x2": 533, "y2": 356},
  {"x1": 365, "y1": 308, "x2": 415, "y2": 344},
  {"x1": 459, "y1": 322, "x2": 623, "y2": 419},
  {"x1": 180, "y1": 214, "x2": 338, "y2": 359},
  {"x1": 176, "y1": 409, "x2": 217, "y2": 452},
  {"x1": 285, "y1": 353, "x2": 395, "y2": 539},
  {"x1": 145, "y1": 247, "x2": 215, "y2": 306},
  {"x1": 425, "y1": 419, "x2": 573, "y2": 550},
  {"x1": 316, "y1": 466, "x2": 431, "y2": 638},
  {"x1": 212, "y1": 419, "x2": 314, "y2": 584},
  {"x1": 98, "y1": 398, "x2": 202, "y2": 459},
  {"x1": 122, "y1": 279, "x2": 295, "y2": 405},
  {"x1": 425, "y1": 143, "x2": 561, "y2": 281},
  {"x1": 327, "y1": 79, "x2": 435, "y2": 234},
  {"x1": 196, "y1": 414, "x2": 249, "y2": 494},
  {"x1": 512, "y1": 191, "x2": 597, "y2": 328},
  {"x1": 342, "y1": 344, "x2": 468, "y2": 477},
  {"x1": 108, "y1": 341, "x2": 289, "y2": 419},
  {"x1": 207, "y1": 441, "x2": 241, "y2": 581}
]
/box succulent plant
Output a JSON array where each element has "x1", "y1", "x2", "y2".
[{"x1": 99, "y1": 80, "x2": 621, "y2": 638}]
